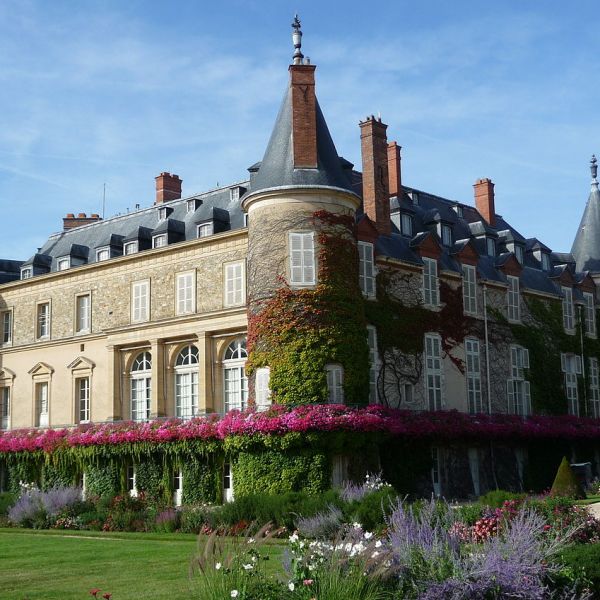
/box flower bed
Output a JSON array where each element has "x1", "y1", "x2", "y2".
[{"x1": 3, "y1": 404, "x2": 600, "y2": 455}]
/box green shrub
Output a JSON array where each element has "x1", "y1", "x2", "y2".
[
  {"x1": 478, "y1": 489, "x2": 527, "y2": 509},
  {"x1": 0, "y1": 492, "x2": 16, "y2": 516},
  {"x1": 78, "y1": 510, "x2": 106, "y2": 531},
  {"x1": 180, "y1": 504, "x2": 216, "y2": 533},
  {"x1": 550, "y1": 457, "x2": 586, "y2": 499},
  {"x1": 452, "y1": 502, "x2": 485, "y2": 526},
  {"x1": 347, "y1": 487, "x2": 398, "y2": 531},
  {"x1": 559, "y1": 544, "x2": 600, "y2": 595}
]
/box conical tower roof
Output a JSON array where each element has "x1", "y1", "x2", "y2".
[
  {"x1": 571, "y1": 155, "x2": 600, "y2": 273},
  {"x1": 249, "y1": 85, "x2": 354, "y2": 195}
]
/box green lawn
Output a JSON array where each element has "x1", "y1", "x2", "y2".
[{"x1": 0, "y1": 528, "x2": 284, "y2": 600}]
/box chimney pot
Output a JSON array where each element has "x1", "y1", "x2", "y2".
[
  {"x1": 474, "y1": 178, "x2": 496, "y2": 226},
  {"x1": 66, "y1": 213, "x2": 74, "y2": 218},
  {"x1": 78, "y1": 213, "x2": 86, "y2": 218},
  {"x1": 360, "y1": 116, "x2": 391, "y2": 236},
  {"x1": 91, "y1": 213, "x2": 99, "y2": 218}
]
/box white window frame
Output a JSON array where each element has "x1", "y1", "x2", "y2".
[
  {"x1": 197, "y1": 223, "x2": 213, "y2": 238},
  {"x1": 21, "y1": 267, "x2": 32, "y2": 280},
  {"x1": 462, "y1": 265, "x2": 477, "y2": 316},
  {"x1": 440, "y1": 224, "x2": 452, "y2": 247},
  {"x1": 541, "y1": 253, "x2": 551, "y2": 272},
  {"x1": 158, "y1": 207, "x2": 168, "y2": 221},
  {"x1": 176, "y1": 271, "x2": 196, "y2": 315},
  {"x1": 127, "y1": 465, "x2": 137, "y2": 497},
  {"x1": 124, "y1": 241, "x2": 138, "y2": 255},
  {"x1": 424, "y1": 333, "x2": 443, "y2": 410},
  {"x1": 186, "y1": 199, "x2": 197, "y2": 213},
  {"x1": 561, "y1": 353, "x2": 582, "y2": 416},
  {"x1": 131, "y1": 280, "x2": 150, "y2": 323},
  {"x1": 77, "y1": 377, "x2": 90, "y2": 423},
  {"x1": 514, "y1": 245, "x2": 524, "y2": 264},
  {"x1": 1, "y1": 309, "x2": 12, "y2": 345},
  {"x1": 223, "y1": 338, "x2": 248, "y2": 413},
  {"x1": 36, "y1": 381, "x2": 49, "y2": 427},
  {"x1": 223, "y1": 462, "x2": 233, "y2": 503},
  {"x1": 0, "y1": 387, "x2": 10, "y2": 430},
  {"x1": 358, "y1": 242, "x2": 376, "y2": 298},
  {"x1": 75, "y1": 293, "x2": 91, "y2": 334},
  {"x1": 175, "y1": 345, "x2": 199, "y2": 419},
  {"x1": 230, "y1": 187, "x2": 240, "y2": 202},
  {"x1": 130, "y1": 352, "x2": 151, "y2": 422},
  {"x1": 96, "y1": 247, "x2": 111, "y2": 262},
  {"x1": 173, "y1": 469, "x2": 183, "y2": 506},
  {"x1": 465, "y1": 338, "x2": 483, "y2": 414},
  {"x1": 367, "y1": 325, "x2": 379, "y2": 403},
  {"x1": 400, "y1": 213, "x2": 412, "y2": 237},
  {"x1": 562, "y1": 286, "x2": 575, "y2": 333},
  {"x1": 589, "y1": 357, "x2": 600, "y2": 418},
  {"x1": 224, "y1": 261, "x2": 245, "y2": 308},
  {"x1": 584, "y1": 292, "x2": 596, "y2": 337},
  {"x1": 57, "y1": 256, "x2": 70, "y2": 271},
  {"x1": 152, "y1": 234, "x2": 167, "y2": 249},
  {"x1": 506, "y1": 276, "x2": 520, "y2": 322},
  {"x1": 36, "y1": 301, "x2": 51, "y2": 339},
  {"x1": 255, "y1": 367, "x2": 271, "y2": 411},
  {"x1": 422, "y1": 258, "x2": 439, "y2": 308},
  {"x1": 507, "y1": 345, "x2": 530, "y2": 416},
  {"x1": 289, "y1": 232, "x2": 316, "y2": 287},
  {"x1": 325, "y1": 364, "x2": 344, "y2": 404},
  {"x1": 486, "y1": 238, "x2": 495, "y2": 257}
]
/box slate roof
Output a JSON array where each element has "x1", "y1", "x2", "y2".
[
  {"x1": 247, "y1": 84, "x2": 356, "y2": 197},
  {"x1": 571, "y1": 181, "x2": 600, "y2": 272}
]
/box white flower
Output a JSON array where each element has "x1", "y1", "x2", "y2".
[
  {"x1": 364, "y1": 531, "x2": 373, "y2": 540},
  {"x1": 352, "y1": 522, "x2": 362, "y2": 529},
  {"x1": 288, "y1": 582, "x2": 295, "y2": 591},
  {"x1": 372, "y1": 550, "x2": 380, "y2": 558},
  {"x1": 230, "y1": 591, "x2": 238, "y2": 598},
  {"x1": 375, "y1": 540, "x2": 382, "y2": 548},
  {"x1": 247, "y1": 538, "x2": 255, "y2": 544},
  {"x1": 289, "y1": 533, "x2": 299, "y2": 543},
  {"x1": 215, "y1": 562, "x2": 222, "y2": 570},
  {"x1": 243, "y1": 563, "x2": 253, "y2": 570}
]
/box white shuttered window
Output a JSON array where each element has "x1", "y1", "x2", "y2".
[
  {"x1": 176, "y1": 272, "x2": 195, "y2": 315},
  {"x1": 224, "y1": 262, "x2": 245, "y2": 307},
  {"x1": 289, "y1": 232, "x2": 316, "y2": 286},
  {"x1": 358, "y1": 242, "x2": 375, "y2": 298},
  {"x1": 132, "y1": 281, "x2": 150, "y2": 322},
  {"x1": 465, "y1": 338, "x2": 483, "y2": 414},
  {"x1": 425, "y1": 333, "x2": 443, "y2": 410},
  {"x1": 507, "y1": 276, "x2": 520, "y2": 322},
  {"x1": 589, "y1": 358, "x2": 600, "y2": 418},
  {"x1": 422, "y1": 258, "x2": 439, "y2": 307},
  {"x1": 255, "y1": 367, "x2": 271, "y2": 411},
  {"x1": 326, "y1": 364, "x2": 344, "y2": 404},
  {"x1": 584, "y1": 292, "x2": 596, "y2": 337},
  {"x1": 507, "y1": 345, "x2": 530, "y2": 415},
  {"x1": 462, "y1": 265, "x2": 477, "y2": 315},
  {"x1": 561, "y1": 353, "x2": 582, "y2": 416},
  {"x1": 562, "y1": 286, "x2": 575, "y2": 332}
]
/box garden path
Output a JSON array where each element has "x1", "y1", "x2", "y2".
[{"x1": 586, "y1": 502, "x2": 600, "y2": 519}]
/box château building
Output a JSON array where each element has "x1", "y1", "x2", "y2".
[{"x1": 1, "y1": 19, "x2": 599, "y2": 500}]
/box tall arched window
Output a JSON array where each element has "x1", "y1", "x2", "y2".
[
  {"x1": 131, "y1": 351, "x2": 151, "y2": 422},
  {"x1": 175, "y1": 345, "x2": 199, "y2": 419},
  {"x1": 223, "y1": 338, "x2": 248, "y2": 412}
]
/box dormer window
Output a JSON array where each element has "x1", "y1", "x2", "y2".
[
  {"x1": 153, "y1": 234, "x2": 167, "y2": 248},
  {"x1": 400, "y1": 213, "x2": 412, "y2": 237},
  {"x1": 230, "y1": 187, "x2": 240, "y2": 202},
  {"x1": 453, "y1": 205, "x2": 463, "y2": 218},
  {"x1": 541, "y1": 253, "x2": 551, "y2": 272},
  {"x1": 243, "y1": 213, "x2": 249, "y2": 227},
  {"x1": 96, "y1": 247, "x2": 110, "y2": 262},
  {"x1": 124, "y1": 241, "x2": 138, "y2": 256},
  {"x1": 21, "y1": 267, "x2": 32, "y2": 280},
  {"x1": 440, "y1": 224, "x2": 452, "y2": 247},
  {"x1": 197, "y1": 223, "x2": 213, "y2": 238},
  {"x1": 57, "y1": 257, "x2": 70, "y2": 271},
  {"x1": 486, "y1": 238, "x2": 495, "y2": 257},
  {"x1": 409, "y1": 191, "x2": 419, "y2": 206},
  {"x1": 157, "y1": 207, "x2": 171, "y2": 221},
  {"x1": 186, "y1": 199, "x2": 196, "y2": 213},
  {"x1": 514, "y1": 245, "x2": 524, "y2": 264}
]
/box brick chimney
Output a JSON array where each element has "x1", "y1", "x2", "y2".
[
  {"x1": 474, "y1": 178, "x2": 496, "y2": 226},
  {"x1": 63, "y1": 213, "x2": 102, "y2": 231},
  {"x1": 360, "y1": 116, "x2": 391, "y2": 236},
  {"x1": 155, "y1": 172, "x2": 182, "y2": 204},
  {"x1": 387, "y1": 141, "x2": 402, "y2": 198},
  {"x1": 289, "y1": 64, "x2": 317, "y2": 169}
]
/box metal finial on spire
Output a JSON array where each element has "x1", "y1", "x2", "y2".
[
  {"x1": 591, "y1": 155, "x2": 598, "y2": 185},
  {"x1": 291, "y1": 14, "x2": 304, "y2": 65}
]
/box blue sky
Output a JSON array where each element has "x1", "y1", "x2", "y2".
[{"x1": 0, "y1": 0, "x2": 598, "y2": 260}]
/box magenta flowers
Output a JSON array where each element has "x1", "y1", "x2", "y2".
[{"x1": 1, "y1": 404, "x2": 600, "y2": 455}]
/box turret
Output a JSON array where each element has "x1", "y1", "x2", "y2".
[{"x1": 242, "y1": 17, "x2": 368, "y2": 407}]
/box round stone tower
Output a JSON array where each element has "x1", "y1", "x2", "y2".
[{"x1": 241, "y1": 18, "x2": 367, "y2": 406}]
